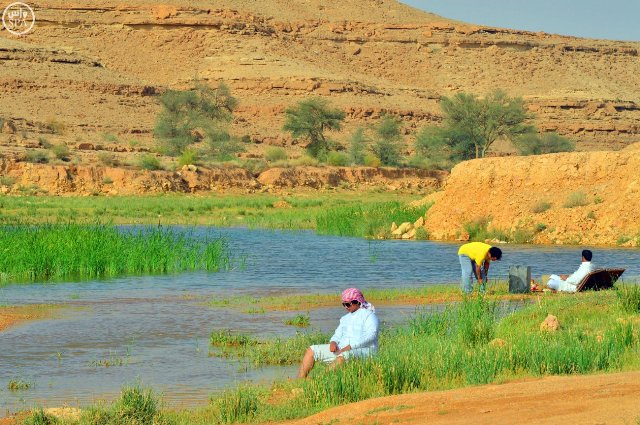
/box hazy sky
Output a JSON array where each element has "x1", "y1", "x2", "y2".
[{"x1": 400, "y1": 0, "x2": 640, "y2": 42}]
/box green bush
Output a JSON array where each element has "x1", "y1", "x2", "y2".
[
  {"x1": 372, "y1": 115, "x2": 403, "y2": 166},
  {"x1": 564, "y1": 191, "x2": 588, "y2": 208},
  {"x1": 0, "y1": 175, "x2": 16, "y2": 187},
  {"x1": 138, "y1": 154, "x2": 162, "y2": 171},
  {"x1": 531, "y1": 200, "x2": 551, "y2": 213},
  {"x1": 45, "y1": 118, "x2": 66, "y2": 135},
  {"x1": 349, "y1": 127, "x2": 367, "y2": 165},
  {"x1": 51, "y1": 144, "x2": 71, "y2": 161},
  {"x1": 265, "y1": 147, "x2": 288, "y2": 162},
  {"x1": 363, "y1": 153, "x2": 381, "y2": 168},
  {"x1": 178, "y1": 148, "x2": 199, "y2": 167},
  {"x1": 514, "y1": 132, "x2": 575, "y2": 155},
  {"x1": 326, "y1": 151, "x2": 349, "y2": 166},
  {"x1": 96, "y1": 152, "x2": 117, "y2": 167},
  {"x1": 24, "y1": 150, "x2": 50, "y2": 164}
]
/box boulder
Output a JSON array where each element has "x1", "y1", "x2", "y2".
[
  {"x1": 402, "y1": 228, "x2": 416, "y2": 239},
  {"x1": 392, "y1": 222, "x2": 412, "y2": 236},
  {"x1": 540, "y1": 314, "x2": 560, "y2": 332},
  {"x1": 414, "y1": 216, "x2": 424, "y2": 228}
]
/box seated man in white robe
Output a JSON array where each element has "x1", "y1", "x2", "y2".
[{"x1": 547, "y1": 249, "x2": 594, "y2": 293}]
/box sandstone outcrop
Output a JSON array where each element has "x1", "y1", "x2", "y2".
[
  {"x1": 418, "y1": 145, "x2": 640, "y2": 246},
  {"x1": 0, "y1": 159, "x2": 443, "y2": 195}
]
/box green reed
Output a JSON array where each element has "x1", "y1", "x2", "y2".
[
  {"x1": 0, "y1": 223, "x2": 231, "y2": 283},
  {"x1": 315, "y1": 201, "x2": 431, "y2": 238}
]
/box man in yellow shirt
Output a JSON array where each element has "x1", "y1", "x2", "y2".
[{"x1": 458, "y1": 242, "x2": 502, "y2": 293}]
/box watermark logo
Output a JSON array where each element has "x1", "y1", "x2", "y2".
[{"x1": 2, "y1": 2, "x2": 35, "y2": 35}]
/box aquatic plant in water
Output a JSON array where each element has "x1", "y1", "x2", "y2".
[{"x1": 0, "y1": 223, "x2": 232, "y2": 283}]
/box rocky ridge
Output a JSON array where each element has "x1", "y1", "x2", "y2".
[{"x1": 1, "y1": 0, "x2": 639, "y2": 164}]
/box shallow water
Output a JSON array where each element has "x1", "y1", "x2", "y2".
[{"x1": 0, "y1": 227, "x2": 638, "y2": 414}]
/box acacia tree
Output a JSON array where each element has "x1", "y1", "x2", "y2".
[
  {"x1": 283, "y1": 98, "x2": 345, "y2": 160},
  {"x1": 440, "y1": 90, "x2": 534, "y2": 158},
  {"x1": 154, "y1": 81, "x2": 241, "y2": 159}
]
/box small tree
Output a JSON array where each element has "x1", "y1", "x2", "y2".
[
  {"x1": 283, "y1": 98, "x2": 345, "y2": 160},
  {"x1": 154, "y1": 81, "x2": 239, "y2": 158},
  {"x1": 513, "y1": 132, "x2": 575, "y2": 155},
  {"x1": 348, "y1": 127, "x2": 367, "y2": 165},
  {"x1": 414, "y1": 126, "x2": 476, "y2": 169},
  {"x1": 440, "y1": 90, "x2": 534, "y2": 158},
  {"x1": 372, "y1": 115, "x2": 403, "y2": 166}
]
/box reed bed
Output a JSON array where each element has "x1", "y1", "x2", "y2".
[
  {"x1": 0, "y1": 223, "x2": 231, "y2": 283},
  {"x1": 315, "y1": 201, "x2": 431, "y2": 238}
]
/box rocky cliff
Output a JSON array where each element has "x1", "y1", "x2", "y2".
[
  {"x1": 421, "y1": 144, "x2": 640, "y2": 246},
  {"x1": 1, "y1": 0, "x2": 639, "y2": 167}
]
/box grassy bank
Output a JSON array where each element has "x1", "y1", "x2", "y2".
[
  {"x1": 21, "y1": 289, "x2": 639, "y2": 425},
  {"x1": 0, "y1": 193, "x2": 419, "y2": 231},
  {"x1": 0, "y1": 223, "x2": 231, "y2": 283},
  {"x1": 208, "y1": 282, "x2": 517, "y2": 312}
]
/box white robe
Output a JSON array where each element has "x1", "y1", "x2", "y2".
[{"x1": 547, "y1": 261, "x2": 594, "y2": 292}]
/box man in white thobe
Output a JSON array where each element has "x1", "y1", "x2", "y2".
[{"x1": 547, "y1": 249, "x2": 594, "y2": 293}]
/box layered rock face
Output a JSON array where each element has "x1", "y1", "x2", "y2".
[
  {"x1": 422, "y1": 144, "x2": 640, "y2": 246},
  {"x1": 1, "y1": 0, "x2": 639, "y2": 160}
]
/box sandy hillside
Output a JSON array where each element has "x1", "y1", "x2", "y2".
[
  {"x1": 418, "y1": 143, "x2": 640, "y2": 246},
  {"x1": 1, "y1": 0, "x2": 639, "y2": 169}
]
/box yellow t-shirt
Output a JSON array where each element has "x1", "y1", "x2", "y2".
[{"x1": 458, "y1": 242, "x2": 491, "y2": 266}]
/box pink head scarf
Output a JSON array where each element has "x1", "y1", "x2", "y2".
[{"x1": 341, "y1": 287, "x2": 374, "y2": 311}]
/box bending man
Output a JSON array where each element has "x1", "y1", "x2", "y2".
[
  {"x1": 297, "y1": 287, "x2": 379, "y2": 378},
  {"x1": 458, "y1": 242, "x2": 502, "y2": 294},
  {"x1": 546, "y1": 249, "x2": 594, "y2": 293}
]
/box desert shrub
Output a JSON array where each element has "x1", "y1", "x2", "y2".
[
  {"x1": 264, "y1": 147, "x2": 288, "y2": 162},
  {"x1": 0, "y1": 175, "x2": 16, "y2": 187},
  {"x1": 531, "y1": 200, "x2": 551, "y2": 213},
  {"x1": 24, "y1": 150, "x2": 49, "y2": 164},
  {"x1": 96, "y1": 152, "x2": 117, "y2": 167},
  {"x1": 102, "y1": 133, "x2": 119, "y2": 143},
  {"x1": 178, "y1": 148, "x2": 199, "y2": 167},
  {"x1": 363, "y1": 153, "x2": 381, "y2": 168},
  {"x1": 326, "y1": 151, "x2": 349, "y2": 166},
  {"x1": 349, "y1": 127, "x2": 367, "y2": 165},
  {"x1": 51, "y1": 144, "x2": 71, "y2": 161},
  {"x1": 514, "y1": 132, "x2": 575, "y2": 155},
  {"x1": 535, "y1": 223, "x2": 548, "y2": 232},
  {"x1": 237, "y1": 159, "x2": 268, "y2": 175},
  {"x1": 564, "y1": 191, "x2": 588, "y2": 208},
  {"x1": 45, "y1": 118, "x2": 66, "y2": 135},
  {"x1": 38, "y1": 137, "x2": 52, "y2": 148},
  {"x1": 371, "y1": 115, "x2": 403, "y2": 166},
  {"x1": 138, "y1": 154, "x2": 162, "y2": 171},
  {"x1": 290, "y1": 156, "x2": 320, "y2": 167}
]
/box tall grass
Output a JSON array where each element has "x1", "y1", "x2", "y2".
[
  {"x1": 316, "y1": 202, "x2": 431, "y2": 238},
  {"x1": 0, "y1": 223, "x2": 231, "y2": 282},
  {"x1": 206, "y1": 292, "x2": 639, "y2": 423},
  {"x1": 617, "y1": 284, "x2": 640, "y2": 313}
]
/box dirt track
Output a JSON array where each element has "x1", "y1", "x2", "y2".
[{"x1": 287, "y1": 371, "x2": 640, "y2": 425}]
